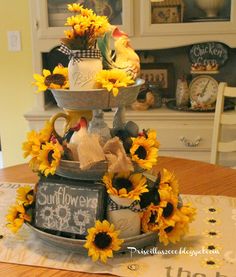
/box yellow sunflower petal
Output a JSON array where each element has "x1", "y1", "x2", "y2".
[{"x1": 42, "y1": 69, "x2": 51, "y2": 77}]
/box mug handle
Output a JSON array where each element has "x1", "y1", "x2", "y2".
[{"x1": 49, "y1": 112, "x2": 71, "y2": 141}]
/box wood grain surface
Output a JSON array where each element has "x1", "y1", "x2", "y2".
[{"x1": 0, "y1": 156, "x2": 236, "y2": 276}]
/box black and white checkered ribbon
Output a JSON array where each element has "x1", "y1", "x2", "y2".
[
  {"x1": 108, "y1": 197, "x2": 146, "y2": 213},
  {"x1": 58, "y1": 44, "x2": 101, "y2": 62}
]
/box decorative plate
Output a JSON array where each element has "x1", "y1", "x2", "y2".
[
  {"x1": 51, "y1": 79, "x2": 145, "y2": 110},
  {"x1": 25, "y1": 222, "x2": 157, "y2": 254},
  {"x1": 189, "y1": 75, "x2": 218, "y2": 107}
]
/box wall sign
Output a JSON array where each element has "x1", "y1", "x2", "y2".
[
  {"x1": 189, "y1": 42, "x2": 228, "y2": 67},
  {"x1": 35, "y1": 178, "x2": 106, "y2": 237}
]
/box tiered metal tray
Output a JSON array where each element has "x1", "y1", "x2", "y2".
[
  {"x1": 51, "y1": 79, "x2": 144, "y2": 110},
  {"x1": 26, "y1": 222, "x2": 157, "y2": 254},
  {"x1": 56, "y1": 159, "x2": 108, "y2": 180},
  {"x1": 51, "y1": 79, "x2": 145, "y2": 180}
]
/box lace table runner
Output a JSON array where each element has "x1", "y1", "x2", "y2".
[{"x1": 0, "y1": 182, "x2": 235, "y2": 277}]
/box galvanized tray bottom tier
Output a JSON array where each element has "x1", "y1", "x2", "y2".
[{"x1": 26, "y1": 222, "x2": 157, "y2": 254}]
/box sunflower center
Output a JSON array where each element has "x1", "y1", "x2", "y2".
[
  {"x1": 135, "y1": 146, "x2": 147, "y2": 159},
  {"x1": 163, "y1": 202, "x2": 174, "y2": 218},
  {"x1": 27, "y1": 189, "x2": 34, "y2": 196},
  {"x1": 94, "y1": 232, "x2": 112, "y2": 249},
  {"x1": 208, "y1": 219, "x2": 216, "y2": 223},
  {"x1": 208, "y1": 208, "x2": 216, "y2": 212},
  {"x1": 45, "y1": 74, "x2": 66, "y2": 86},
  {"x1": 44, "y1": 210, "x2": 51, "y2": 217},
  {"x1": 208, "y1": 245, "x2": 215, "y2": 250},
  {"x1": 164, "y1": 226, "x2": 174, "y2": 233},
  {"x1": 15, "y1": 212, "x2": 21, "y2": 219},
  {"x1": 149, "y1": 211, "x2": 158, "y2": 224},
  {"x1": 47, "y1": 150, "x2": 54, "y2": 164},
  {"x1": 206, "y1": 260, "x2": 215, "y2": 265},
  {"x1": 58, "y1": 208, "x2": 67, "y2": 218},
  {"x1": 209, "y1": 232, "x2": 217, "y2": 236},
  {"x1": 154, "y1": 191, "x2": 160, "y2": 205},
  {"x1": 109, "y1": 78, "x2": 117, "y2": 84},
  {"x1": 113, "y1": 177, "x2": 133, "y2": 192}
]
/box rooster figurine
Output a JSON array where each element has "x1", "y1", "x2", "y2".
[{"x1": 98, "y1": 26, "x2": 140, "y2": 79}]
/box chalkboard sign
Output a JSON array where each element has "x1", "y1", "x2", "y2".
[
  {"x1": 35, "y1": 178, "x2": 106, "y2": 237},
  {"x1": 189, "y1": 42, "x2": 228, "y2": 66}
]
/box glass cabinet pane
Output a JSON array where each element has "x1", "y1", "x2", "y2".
[
  {"x1": 47, "y1": 0, "x2": 123, "y2": 27},
  {"x1": 150, "y1": 0, "x2": 231, "y2": 24}
]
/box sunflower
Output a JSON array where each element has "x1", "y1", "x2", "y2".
[
  {"x1": 39, "y1": 206, "x2": 55, "y2": 228},
  {"x1": 64, "y1": 29, "x2": 75, "y2": 39},
  {"x1": 95, "y1": 69, "x2": 135, "y2": 96},
  {"x1": 204, "y1": 207, "x2": 221, "y2": 214},
  {"x1": 81, "y1": 7, "x2": 95, "y2": 17},
  {"x1": 179, "y1": 203, "x2": 196, "y2": 223},
  {"x1": 204, "y1": 217, "x2": 220, "y2": 225},
  {"x1": 159, "y1": 168, "x2": 179, "y2": 196},
  {"x1": 141, "y1": 205, "x2": 161, "y2": 233},
  {"x1": 146, "y1": 129, "x2": 160, "y2": 148},
  {"x1": 203, "y1": 242, "x2": 222, "y2": 252},
  {"x1": 22, "y1": 130, "x2": 41, "y2": 159},
  {"x1": 6, "y1": 204, "x2": 31, "y2": 233},
  {"x1": 158, "y1": 190, "x2": 182, "y2": 226},
  {"x1": 32, "y1": 65, "x2": 69, "y2": 93},
  {"x1": 67, "y1": 3, "x2": 83, "y2": 12},
  {"x1": 16, "y1": 185, "x2": 34, "y2": 206},
  {"x1": 201, "y1": 257, "x2": 223, "y2": 269},
  {"x1": 141, "y1": 189, "x2": 182, "y2": 233},
  {"x1": 84, "y1": 220, "x2": 124, "y2": 263},
  {"x1": 130, "y1": 135, "x2": 158, "y2": 170},
  {"x1": 29, "y1": 156, "x2": 41, "y2": 172},
  {"x1": 63, "y1": 4, "x2": 109, "y2": 49},
  {"x1": 92, "y1": 15, "x2": 110, "y2": 37},
  {"x1": 65, "y1": 15, "x2": 81, "y2": 27},
  {"x1": 39, "y1": 121, "x2": 53, "y2": 142},
  {"x1": 74, "y1": 21, "x2": 90, "y2": 36},
  {"x1": 202, "y1": 229, "x2": 221, "y2": 239},
  {"x1": 38, "y1": 141, "x2": 62, "y2": 177},
  {"x1": 158, "y1": 221, "x2": 187, "y2": 246},
  {"x1": 102, "y1": 172, "x2": 148, "y2": 200}
]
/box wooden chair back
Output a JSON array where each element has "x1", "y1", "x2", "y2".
[{"x1": 211, "y1": 82, "x2": 236, "y2": 165}]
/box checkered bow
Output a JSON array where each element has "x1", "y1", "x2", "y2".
[
  {"x1": 58, "y1": 44, "x2": 101, "y2": 62},
  {"x1": 108, "y1": 197, "x2": 146, "y2": 213}
]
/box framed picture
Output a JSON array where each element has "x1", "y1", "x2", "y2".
[
  {"x1": 140, "y1": 63, "x2": 175, "y2": 98},
  {"x1": 151, "y1": 0, "x2": 184, "y2": 24},
  {"x1": 35, "y1": 178, "x2": 107, "y2": 238},
  {"x1": 47, "y1": 0, "x2": 122, "y2": 25}
]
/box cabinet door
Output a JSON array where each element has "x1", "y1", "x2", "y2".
[
  {"x1": 140, "y1": 0, "x2": 236, "y2": 44},
  {"x1": 34, "y1": 0, "x2": 134, "y2": 39}
]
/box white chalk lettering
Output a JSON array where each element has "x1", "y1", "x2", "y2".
[{"x1": 37, "y1": 185, "x2": 97, "y2": 209}]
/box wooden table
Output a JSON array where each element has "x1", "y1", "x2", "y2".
[{"x1": 0, "y1": 156, "x2": 236, "y2": 276}]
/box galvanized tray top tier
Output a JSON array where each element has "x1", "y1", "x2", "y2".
[
  {"x1": 26, "y1": 222, "x2": 157, "y2": 254},
  {"x1": 51, "y1": 79, "x2": 144, "y2": 110}
]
